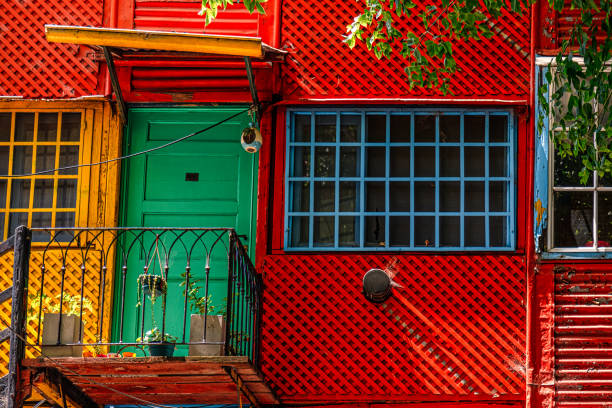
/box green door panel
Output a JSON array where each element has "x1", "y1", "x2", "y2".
[{"x1": 113, "y1": 107, "x2": 257, "y2": 353}]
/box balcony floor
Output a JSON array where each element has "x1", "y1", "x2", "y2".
[{"x1": 21, "y1": 356, "x2": 278, "y2": 407}]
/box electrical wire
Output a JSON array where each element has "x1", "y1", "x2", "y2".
[{"x1": 0, "y1": 108, "x2": 250, "y2": 178}]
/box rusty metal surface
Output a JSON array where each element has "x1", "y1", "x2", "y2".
[
  {"x1": 0, "y1": 0, "x2": 101, "y2": 98},
  {"x1": 555, "y1": 264, "x2": 612, "y2": 407}
]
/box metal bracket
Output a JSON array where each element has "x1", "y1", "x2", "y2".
[
  {"x1": 102, "y1": 46, "x2": 127, "y2": 124},
  {"x1": 244, "y1": 56, "x2": 260, "y2": 124}
]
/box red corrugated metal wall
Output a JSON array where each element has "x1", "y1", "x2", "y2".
[
  {"x1": 551, "y1": 263, "x2": 612, "y2": 407},
  {"x1": 279, "y1": 0, "x2": 530, "y2": 100},
  {"x1": 261, "y1": 254, "x2": 526, "y2": 404},
  {"x1": 0, "y1": 0, "x2": 102, "y2": 98}
]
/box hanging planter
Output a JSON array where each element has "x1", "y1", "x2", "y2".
[{"x1": 138, "y1": 274, "x2": 167, "y2": 297}]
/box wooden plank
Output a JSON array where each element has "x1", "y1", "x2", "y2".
[
  {"x1": 0, "y1": 235, "x2": 14, "y2": 256},
  {"x1": 86, "y1": 392, "x2": 240, "y2": 405},
  {"x1": 78, "y1": 381, "x2": 239, "y2": 394},
  {"x1": 68, "y1": 373, "x2": 263, "y2": 384},
  {"x1": 32, "y1": 368, "x2": 99, "y2": 408},
  {"x1": 0, "y1": 328, "x2": 9, "y2": 343},
  {"x1": 0, "y1": 287, "x2": 12, "y2": 304}
]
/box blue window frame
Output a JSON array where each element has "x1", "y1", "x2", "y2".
[{"x1": 285, "y1": 108, "x2": 516, "y2": 251}]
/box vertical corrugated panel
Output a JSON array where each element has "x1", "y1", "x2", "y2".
[
  {"x1": 134, "y1": 0, "x2": 260, "y2": 36},
  {"x1": 0, "y1": 0, "x2": 101, "y2": 98},
  {"x1": 555, "y1": 266, "x2": 612, "y2": 407}
]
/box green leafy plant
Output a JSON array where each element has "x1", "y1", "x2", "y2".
[
  {"x1": 27, "y1": 293, "x2": 94, "y2": 323},
  {"x1": 199, "y1": 0, "x2": 266, "y2": 25},
  {"x1": 136, "y1": 327, "x2": 178, "y2": 343},
  {"x1": 180, "y1": 272, "x2": 225, "y2": 315}
]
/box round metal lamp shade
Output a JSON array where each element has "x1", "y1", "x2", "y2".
[{"x1": 362, "y1": 268, "x2": 392, "y2": 303}]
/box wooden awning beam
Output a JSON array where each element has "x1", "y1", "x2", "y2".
[{"x1": 44, "y1": 25, "x2": 281, "y2": 59}]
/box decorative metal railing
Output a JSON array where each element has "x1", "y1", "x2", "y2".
[{"x1": 8, "y1": 227, "x2": 262, "y2": 367}]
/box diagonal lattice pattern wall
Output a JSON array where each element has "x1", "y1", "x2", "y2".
[
  {"x1": 0, "y1": 0, "x2": 102, "y2": 98},
  {"x1": 280, "y1": 0, "x2": 530, "y2": 99},
  {"x1": 0, "y1": 249, "x2": 105, "y2": 376},
  {"x1": 261, "y1": 254, "x2": 526, "y2": 402}
]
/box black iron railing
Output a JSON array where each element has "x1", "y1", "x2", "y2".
[{"x1": 11, "y1": 227, "x2": 262, "y2": 365}]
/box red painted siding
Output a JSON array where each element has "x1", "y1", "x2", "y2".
[
  {"x1": 261, "y1": 254, "x2": 526, "y2": 404},
  {"x1": 0, "y1": 0, "x2": 102, "y2": 98},
  {"x1": 279, "y1": 0, "x2": 530, "y2": 100}
]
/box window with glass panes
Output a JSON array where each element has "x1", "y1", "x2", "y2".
[
  {"x1": 285, "y1": 109, "x2": 515, "y2": 250},
  {"x1": 0, "y1": 111, "x2": 81, "y2": 240},
  {"x1": 548, "y1": 84, "x2": 612, "y2": 250}
]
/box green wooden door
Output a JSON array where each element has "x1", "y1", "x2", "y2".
[{"x1": 114, "y1": 107, "x2": 257, "y2": 352}]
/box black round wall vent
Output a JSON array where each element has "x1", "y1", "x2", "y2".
[{"x1": 362, "y1": 268, "x2": 391, "y2": 303}]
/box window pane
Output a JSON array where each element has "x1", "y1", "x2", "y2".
[
  {"x1": 366, "y1": 147, "x2": 385, "y2": 177},
  {"x1": 0, "y1": 113, "x2": 11, "y2": 141},
  {"x1": 490, "y1": 115, "x2": 508, "y2": 142},
  {"x1": 314, "y1": 181, "x2": 334, "y2": 211},
  {"x1": 33, "y1": 180, "x2": 54, "y2": 208},
  {"x1": 440, "y1": 181, "x2": 460, "y2": 212},
  {"x1": 314, "y1": 146, "x2": 334, "y2": 177},
  {"x1": 366, "y1": 182, "x2": 385, "y2": 212},
  {"x1": 599, "y1": 171, "x2": 612, "y2": 187},
  {"x1": 294, "y1": 114, "x2": 311, "y2": 142},
  {"x1": 290, "y1": 216, "x2": 309, "y2": 247},
  {"x1": 58, "y1": 146, "x2": 79, "y2": 175},
  {"x1": 553, "y1": 191, "x2": 593, "y2": 247},
  {"x1": 0, "y1": 180, "x2": 6, "y2": 207},
  {"x1": 292, "y1": 146, "x2": 311, "y2": 177},
  {"x1": 339, "y1": 216, "x2": 359, "y2": 247},
  {"x1": 390, "y1": 115, "x2": 411, "y2": 142},
  {"x1": 10, "y1": 180, "x2": 30, "y2": 208},
  {"x1": 340, "y1": 147, "x2": 359, "y2": 177},
  {"x1": 440, "y1": 146, "x2": 459, "y2": 177},
  {"x1": 414, "y1": 147, "x2": 435, "y2": 177},
  {"x1": 12, "y1": 146, "x2": 32, "y2": 175},
  {"x1": 464, "y1": 115, "x2": 485, "y2": 142},
  {"x1": 341, "y1": 114, "x2": 360, "y2": 142},
  {"x1": 313, "y1": 216, "x2": 334, "y2": 246},
  {"x1": 490, "y1": 181, "x2": 507, "y2": 212},
  {"x1": 490, "y1": 147, "x2": 508, "y2": 177},
  {"x1": 465, "y1": 181, "x2": 484, "y2": 212},
  {"x1": 60, "y1": 113, "x2": 81, "y2": 142},
  {"x1": 0, "y1": 146, "x2": 8, "y2": 174},
  {"x1": 414, "y1": 182, "x2": 435, "y2": 212},
  {"x1": 14, "y1": 113, "x2": 34, "y2": 142},
  {"x1": 389, "y1": 182, "x2": 410, "y2": 212},
  {"x1": 490, "y1": 216, "x2": 508, "y2": 247},
  {"x1": 339, "y1": 181, "x2": 358, "y2": 212},
  {"x1": 0, "y1": 213, "x2": 4, "y2": 239},
  {"x1": 464, "y1": 147, "x2": 484, "y2": 177},
  {"x1": 440, "y1": 216, "x2": 460, "y2": 247},
  {"x1": 597, "y1": 192, "x2": 612, "y2": 247},
  {"x1": 54, "y1": 212, "x2": 76, "y2": 242},
  {"x1": 366, "y1": 114, "x2": 386, "y2": 142},
  {"x1": 414, "y1": 115, "x2": 435, "y2": 142},
  {"x1": 38, "y1": 113, "x2": 58, "y2": 141},
  {"x1": 414, "y1": 216, "x2": 434, "y2": 247},
  {"x1": 390, "y1": 147, "x2": 410, "y2": 177},
  {"x1": 389, "y1": 216, "x2": 410, "y2": 246},
  {"x1": 8, "y1": 212, "x2": 28, "y2": 235},
  {"x1": 465, "y1": 216, "x2": 485, "y2": 246},
  {"x1": 365, "y1": 216, "x2": 385, "y2": 246},
  {"x1": 554, "y1": 148, "x2": 591, "y2": 187},
  {"x1": 291, "y1": 181, "x2": 310, "y2": 212},
  {"x1": 315, "y1": 114, "x2": 336, "y2": 142},
  {"x1": 36, "y1": 146, "x2": 56, "y2": 174},
  {"x1": 439, "y1": 115, "x2": 460, "y2": 142},
  {"x1": 57, "y1": 179, "x2": 78, "y2": 208},
  {"x1": 31, "y1": 212, "x2": 52, "y2": 241}
]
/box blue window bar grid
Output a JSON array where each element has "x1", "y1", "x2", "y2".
[{"x1": 284, "y1": 108, "x2": 516, "y2": 251}]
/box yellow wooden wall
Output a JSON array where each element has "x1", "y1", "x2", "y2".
[{"x1": 0, "y1": 99, "x2": 121, "y2": 375}]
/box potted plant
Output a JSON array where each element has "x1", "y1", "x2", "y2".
[
  {"x1": 137, "y1": 328, "x2": 177, "y2": 357},
  {"x1": 28, "y1": 293, "x2": 94, "y2": 357},
  {"x1": 137, "y1": 274, "x2": 167, "y2": 297},
  {"x1": 180, "y1": 273, "x2": 226, "y2": 356}
]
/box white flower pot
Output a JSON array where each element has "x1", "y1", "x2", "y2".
[
  {"x1": 188, "y1": 314, "x2": 225, "y2": 356},
  {"x1": 41, "y1": 313, "x2": 83, "y2": 357}
]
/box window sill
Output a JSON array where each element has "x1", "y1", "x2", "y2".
[{"x1": 541, "y1": 250, "x2": 612, "y2": 260}]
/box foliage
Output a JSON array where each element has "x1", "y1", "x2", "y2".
[
  {"x1": 199, "y1": 0, "x2": 266, "y2": 25},
  {"x1": 136, "y1": 327, "x2": 178, "y2": 343},
  {"x1": 27, "y1": 293, "x2": 94, "y2": 322},
  {"x1": 179, "y1": 272, "x2": 224, "y2": 315}
]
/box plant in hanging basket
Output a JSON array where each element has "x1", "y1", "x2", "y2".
[
  {"x1": 138, "y1": 274, "x2": 167, "y2": 297},
  {"x1": 137, "y1": 327, "x2": 178, "y2": 357}
]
